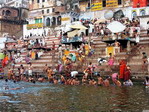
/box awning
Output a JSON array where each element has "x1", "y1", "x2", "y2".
[
  {"x1": 67, "y1": 30, "x2": 79, "y2": 38},
  {"x1": 94, "y1": 19, "x2": 106, "y2": 24},
  {"x1": 70, "y1": 24, "x2": 88, "y2": 29}
]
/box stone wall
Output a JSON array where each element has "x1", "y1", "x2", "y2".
[{"x1": 0, "y1": 22, "x2": 23, "y2": 37}]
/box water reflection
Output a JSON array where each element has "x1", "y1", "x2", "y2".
[{"x1": 0, "y1": 81, "x2": 148, "y2": 111}]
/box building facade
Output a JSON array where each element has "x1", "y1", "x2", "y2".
[
  {"x1": 2, "y1": 0, "x2": 29, "y2": 8},
  {"x1": 0, "y1": 6, "x2": 28, "y2": 37},
  {"x1": 24, "y1": 0, "x2": 80, "y2": 37},
  {"x1": 24, "y1": 0, "x2": 149, "y2": 37},
  {"x1": 79, "y1": 0, "x2": 149, "y2": 20}
]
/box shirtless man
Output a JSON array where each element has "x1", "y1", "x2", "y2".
[
  {"x1": 97, "y1": 75, "x2": 104, "y2": 86},
  {"x1": 47, "y1": 67, "x2": 53, "y2": 83},
  {"x1": 104, "y1": 76, "x2": 110, "y2": 87}
]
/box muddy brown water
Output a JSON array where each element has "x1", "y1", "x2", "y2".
[{"x1": 0, "y1": 80, "x2": 149, "y2": 112}]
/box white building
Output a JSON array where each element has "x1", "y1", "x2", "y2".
[{"x1": 4, "y1": 0, "x2": 29, "y2": 8}]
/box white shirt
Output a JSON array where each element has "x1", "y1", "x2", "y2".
[{"x1": 71, "y1": 71, "x2": 78, "y2": 77}]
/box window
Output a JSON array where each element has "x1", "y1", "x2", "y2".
[
  {"x1": 35, "y1": 18, "x2": 42, "y2": 24},
  {"x1": 5, "y1": 10, "x2": 11, "y2": 16},
  {"x1": 47, "y1": 9, "x2": 49, "y2": 13},
  {"x1": 39, "y1": 18, "x2": 42, "y2": 23},
  {"x1": 88, "y1": 2, "x2": 90, "y2": 8},
  {"x1": 42, "y1": 10, "x2": 44, "y2": 14},
  {"x1": 118, "y1": 0, "x2": 122, "y2": 5},
  {"x1": 46, "y1": 18, "x2": 50, "y2": 26},
  {"x1": 140, "y1": 10, "x2": 145, "y2": 16},
  {"x1": 132, "y1": 11, "x2": 137, "y2": 18},
  {"x1": 52, "y1": 17, "x2": 56, "y2": 26},
  {"x1": 102, "y1": 0, "x2": 106, "y2": 7},
  {"x1": 35, "y1": 19, "x2": 39, "y2": 23},
  {"x1": 57, "y1": 16, "x2": 61, "y2": 25},
  {"x1": 37, "y1": 0, "x2": 40, "y2": 3},
  {"x1": 52, "y1": 8, "x2": 55, "y2": 12}
]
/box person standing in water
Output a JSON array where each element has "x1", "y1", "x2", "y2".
[{"x1": 108, "y1": 53, "x2": 114, "y2": 72}]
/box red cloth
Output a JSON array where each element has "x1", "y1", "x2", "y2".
[
  {"x1": 119, "y1": 61, "x2": 126, "y2": 79},
  {"x1": 2, "y1": 59, "x2": 5, "y2": 68},
  {"x1": 140, "y1": 0, "x2": 147, "y2": 7},
  {"x1": 133, "y1": 0, "x2": 147, "y2": 8},
  {"x1": 124, "y1": 69, "x2": 131, "y2": 81},
  {"x1": 133, "y1": 0, "x2": 139, "y2": 8}
]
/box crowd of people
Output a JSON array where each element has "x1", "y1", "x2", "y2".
[
  {"x1": 81, "y1": 17, "x2": 140, "y2": 42},
  {"x1": 3, "y1": 61, "x2": 149, "y2": 88},
  {"x1": 0, "y1": 16, "x2": 149, "y2": 88}
]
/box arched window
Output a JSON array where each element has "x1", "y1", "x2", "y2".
[
  {"x1": 46, "y1": 18, "x2": 50, "y2": 26},
  {"x1": 5, "y1": 10, "x2": 11, "y2": 16},
  {"x1": 52, "y1": 17, "x2": 56, "y2": 26},
  {"x1": 132, "y1": 11, "x2": 137, "y2": 18},
  {"x1": 57, "y1": 16, "x2": 61, "y2": 25},
  {"x1": 140, "y1": 9, "x2": 145, "y2": 16}
]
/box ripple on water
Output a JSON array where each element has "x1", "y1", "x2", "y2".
[
  {"x1": 0, "y1": 96, "x2": 11, "y2": 102},
  {"x1": 7, "y1": 101, "x2": 21, "y2": 104}
]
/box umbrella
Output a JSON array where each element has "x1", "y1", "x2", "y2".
[
  {"x1": 107, "y1": 21, "x2": 126, "y2": 33},
  {"x1": 94, "y1": 19, "x2": 106, "y2": 24},
  {"x1": 70, "y1": 24, "x2": 88, "y2": 29},
  {"x1": 104, "y1": 10, "x2": 114, "y2": 20}
]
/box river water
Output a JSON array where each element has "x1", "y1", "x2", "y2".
[{"x1": 0, "y1": 80, "x2": 149, "y2": 112}]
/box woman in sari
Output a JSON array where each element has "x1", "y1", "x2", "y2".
[{"x1": 119, "y1": 60, "x2": 127, "y2": 80}]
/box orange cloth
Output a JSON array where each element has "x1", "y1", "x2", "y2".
[
  {"x1": 31, "y1": 51, "x2": 35, "y2": 59},
  {"x1": 119, "y1": 61, "x2": 126, "y2": 79},
  {"x1": 64, "y1": 50, "x2": 70, "y2": 56}
]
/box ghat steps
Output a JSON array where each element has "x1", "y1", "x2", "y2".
[{"x1": 12, "y1": 30, "x2": 149, "y2": 75}]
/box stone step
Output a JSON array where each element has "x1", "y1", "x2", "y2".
[
  {"x1": 15, "y1": 63, "x2": 58, "y2": 67},
  {"x1": 139, "y1": 41, "x2": 149, "y2": 45}
]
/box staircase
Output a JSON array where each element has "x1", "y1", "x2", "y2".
[
  {"x1": 14, "y1": 35, "x2": 61, "y2": 72},
  {"x1": 83, "y1": 29, "x2": 149, "y2": 75},
  {"x1": 7, "y1": 28, "x2": 149, "y2": 76}
]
